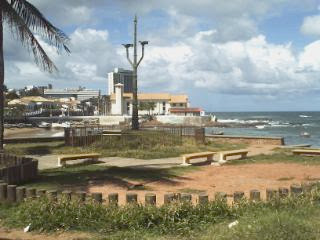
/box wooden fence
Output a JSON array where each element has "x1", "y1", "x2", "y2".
[
  {"x1": 0, "y1": 154, "x2": 38, "y2": 185},
  {"x1": 0, "y1": 182, "x2": 314, "y2": 206}
]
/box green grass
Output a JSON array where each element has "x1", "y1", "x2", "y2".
[
  {"x1": 4, "y1": 135, "x2": 246, "y2": 160},
  {"x1": 2, "y1": 188, "x2": 320, "y2": 240},
  {"x1": 21, "y1": 164, "x2": 200, "y2": 191},
  {"x1": 226, "y1": 152, "x2": 320, "y2": 166}
]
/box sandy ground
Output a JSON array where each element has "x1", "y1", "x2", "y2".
[{"x1": 89, "y1": 162, "x2": 320, "y2": 205}]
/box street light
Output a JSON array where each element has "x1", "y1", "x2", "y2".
[{"x1": 123, "y1": 15, "x2": 148, "y2": 130}]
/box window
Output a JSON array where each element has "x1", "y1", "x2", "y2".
[
  {"x1": 180, "y1": 103, "x2": 184, "y2": 107},
  {"x1": 162, "y1": 102, "x2": 166, "y2": 111},
  {"x1": 127, "y1": 102, "x2": 130, "y2": 113}
]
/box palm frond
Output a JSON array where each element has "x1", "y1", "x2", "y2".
[
  {"x1": 10, "y1": 0, "x2": 70, "y2": 53},
  {"x1": 1, "y1": 0, "x2": 57, "y2": 72}
]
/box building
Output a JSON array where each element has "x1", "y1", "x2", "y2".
[
  {"x1": 44, "y1": 87, "x2": 100, "y2": 101},
  {"x1": 110, "y1": 83, "x2": 192, "y2": 116},
  {"x1": 108, "y1": 68, "x2": 133, "y2": 95},
  {"x1": 7, "y1": 96, "x2": 57, "y2": 111}
]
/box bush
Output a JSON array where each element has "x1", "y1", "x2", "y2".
[{"x1": 3, "y1": 198, "x2": 232, "y2": 235}]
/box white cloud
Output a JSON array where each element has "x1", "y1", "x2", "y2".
[
  {"x1": 301, "y1": 15, "x2": 320, "y2": 36},
  {"x1": 5, "y1": 28, "x2": 124, "y2": 90},
  {"x1": 140, "y1": 31, "x2": 320, "y2": 97}
]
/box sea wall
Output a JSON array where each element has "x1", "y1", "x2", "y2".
[
  {"x1": 155, "y1": 116, "x2": 213, "y2": 126},
  {"x1": 98, "y1": 116, "x2": 131, "y2": 126},
  {"x1": 206, "y1": 135, "x2": 285, "y2": 146}
]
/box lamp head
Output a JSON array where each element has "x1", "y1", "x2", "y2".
[
  {"x1": 122, "y1": 44, "x2": 133, "y2": 48},
  {"x1": 139, "y1": 41, "x2": 149, "y2": 46}
]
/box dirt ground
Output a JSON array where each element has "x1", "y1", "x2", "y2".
[
  {"x1": 89, "y1": 162, "x2": 320, "y2": 205},
  {"x1": 0, "y1": 226, "x2": 91, "y2": 240}
]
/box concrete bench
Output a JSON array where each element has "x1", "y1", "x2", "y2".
[
  {"x1": 181, "y1": 152, "x2": 216, "y2": 166},
  {"x1": 58, "y1": 153, "x2": 101, "y2": 167},
  {"x1": 218, "y1": 149, "x2": 249, "y2": 162},
  {"x1": 292, "y1": 149, "x2": 320, "y2": 156}
]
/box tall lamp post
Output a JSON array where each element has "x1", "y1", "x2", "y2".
[{"x1": 123, "y1": 15, "x2": 148, "y2": 130}]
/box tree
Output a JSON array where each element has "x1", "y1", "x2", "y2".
[
  {"x1": 139, "y1": 101, "x2": 156, "y2": 116},
  {"x1": 24, "y1": 87, "x2": 42, "y2": 96},
  {"x1": 5, "y1": 90, "x2": 18, "y2": 100},
  {"x1": 0, "y1": 0, "x2": 70, "y2": 153}
]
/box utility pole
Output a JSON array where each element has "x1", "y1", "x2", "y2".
[{"x1": 123, "y1": 15, "x2": 148, "y2": 130}]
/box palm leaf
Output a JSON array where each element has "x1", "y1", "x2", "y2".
[
  {"x1": 10, "y1": 0, "x2": 70, "y2": 53},
  {"x1": 1, "y1": 0, "x2": 56, "y2": 72}
]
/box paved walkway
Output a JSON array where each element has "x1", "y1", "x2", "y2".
[{"x1": 31, "y1": 145, "x2": 277, "y2": 170}]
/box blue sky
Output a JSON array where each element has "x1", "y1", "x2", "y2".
[{"x1": 4, "y1": 0, "x2": 320, "y2": 111}]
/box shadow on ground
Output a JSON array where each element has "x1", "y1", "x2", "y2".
[{"x1": 24, "y1": 165, "x2": 195, "y2": 192}]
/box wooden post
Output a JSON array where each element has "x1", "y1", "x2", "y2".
[
  {"x1": 180, "y1": 193, "x2": 192, "y2": 202},
  {"x1": 164, "y1": 193, "x2": 175, "y2": 204},
  {"x1": 126, "y1": 193, "x2": 138, "y2": 204},
  {"x1": 233, "y1": 191, "x2": 245, "y2": 203},
  {"x1": 7, "y1": 185, "x2": 16, "y2": 203},
  {"x1": 302, "y1": 182, "x2": 312, "y2": 193},
  {"x1": 215, "y1": 192, "x2": 227, "y2": 202},
  {"x1": 26, "y1": 188, "x2": 36, "y2": 199},
  {"x1": 76, "y1": 191, "x2": 86, "y2": 202},
  {"x1": 266, "y1": 189, "x2": 277, "y2": 201},
  {"x1": 37, "y1": 189, "x2": 46, "y2": 197},
  {"x1": 145, "y1": 193, "x2": 156, "y2": 206},
  {"x1": 198, "y1": 193, "x2": 209, "y2": 204},
  {"x1": 0, "y1": 183, "x2": 7, "y2": 202},
  {"x1": 47, "y1": 190, "x2": 58, "y2": 202},
  {"x1": 250, "y1": 190, "x2": 260, "y2": 201},
  {"x1": 62, "y1": 190, "x2": 72, "y2": 201},
  {"x1": 92, "y1": 192, "x2": 103, "y2": 203},
  {"x1": 278, "y1": 187, "x2": 289, "y2": 198},
  {"x1": 108, "y1": 193, "x2": 118, "y2": 205},
  {"x1": 16, "y1": 187, "x2": 26, "y2": 203},
  {"x1": 64, "y1": 127, "x2": 71, "y2": 146},
  {"x1": 290, "y1": 184, "x2": 302, "y2": 197}
]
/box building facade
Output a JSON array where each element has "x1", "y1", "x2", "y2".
[
  {"x1": 110, "y1": 84, "x2": 191, "y2": 116},
  {"x1": 108, "y1": 68, "x2": 133, "y2": 95}
]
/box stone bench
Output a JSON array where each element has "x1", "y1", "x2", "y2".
[
  {"x1": 218, "y1": 149, "x2": 249, "y2": 162},
  {"x1": 58, "y1": 153, "x2": 101, "y2": 167},
  {"x1": 181, "y1": 152, "x2": 216, "y2": 166},
  {"x1": 292, "y1": 149, "x2": 320, "y2": 156}
]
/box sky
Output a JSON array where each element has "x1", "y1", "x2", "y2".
[{"x1": 4, "y1": 0, "x2": 320, "y2": 112}]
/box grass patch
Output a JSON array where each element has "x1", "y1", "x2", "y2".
[
  {"x1": 227, "y1": 152, "x2": 320, "y2": 166},
  {"x1": 21, "y1": 164, "x2": 200, "y2": 191},
  {"x1": 2, "y1": 188, "x2": 320, "y2": 239},
  {"x1": 4, "y1": 132, "x2": 246, "y2": 160}
]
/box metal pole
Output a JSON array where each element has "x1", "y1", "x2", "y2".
[
  {"x1": 132, "y1": 16, "x2": 139, "y2": 130},
  {"x1": 123, "y1": 15, "x2": 148, "y2": 130}
]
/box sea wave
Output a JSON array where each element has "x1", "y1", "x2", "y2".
[{"x1": 299, "y1": 115, "x2": 312, "y2": 118}]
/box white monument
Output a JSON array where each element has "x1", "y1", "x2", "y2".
[{"x1": 112, "y1": 83, "x2": 124, "y2": 115}]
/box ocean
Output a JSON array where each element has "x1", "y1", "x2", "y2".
[{"x1": 206, "y1": 112, "x2": 320, "y2": 147}]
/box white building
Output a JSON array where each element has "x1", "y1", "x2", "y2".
[
  {"x1": 108, "y1": 68, "x2": 133, "y2": 95},
  {"x1": 44, "y1": 88, "x2": 100, "y2": 101},
  {"x1": 109, "y1": 84, "x2": 204, "y2": 116}
]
